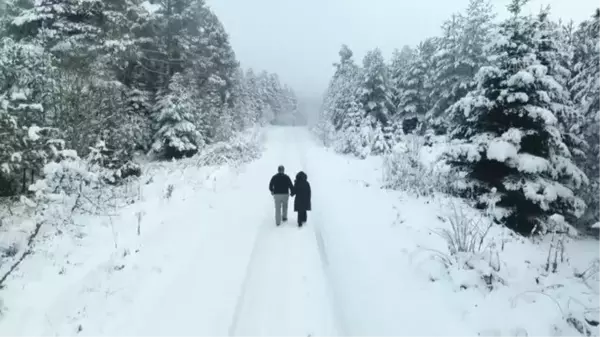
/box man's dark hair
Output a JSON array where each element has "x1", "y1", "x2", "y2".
[{"x1": 278, "y1": 165, "x2": 284, "y2": 173}]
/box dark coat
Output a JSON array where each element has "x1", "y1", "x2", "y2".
[
  {"x1": 292, "y1": 171, "x2": 311, "y2": 212},
  {"x1": 269, "y1": 172, "x2": 293, "y2": 195}
]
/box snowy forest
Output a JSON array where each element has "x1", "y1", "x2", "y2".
[
  {"x1": 316, "y1": 0, "x2": 599, "y2": 236},
  {"x1": 0, "y1": 0, "x2": 300, "y2": 197}
]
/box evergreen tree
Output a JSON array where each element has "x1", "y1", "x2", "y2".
[
  {"x1": 445, "y1": 0, "x2": 587, "y2": 235},
  {"x1": 396, "y1": 38, "x2": 437, "y2": 134},
  {"x1": 429, "y1": 14, "x2": 465, "y2": 122},
  {"x1": 7, "y1": 0, "x2": 105, "y2": 70},
  {"x1": 389, "y1": 45, "x2": 415, "y2": 110},
  {"x1": 321, "y1": 44, "x2": 361, "y2": 133},
  {"x1": 429, "y1": 0, "x2": 495, "y2": 133},
  {"x1": 570, "y1": 9, "x2": 600, "y2": 228},
  {"x1": 359, "y1": 48, "x2": 393, "y2": 126},
  {"x1": 358, "y1": 48, "x2": 395, "y2": 153},
  {"x1": 151, "y1": 73, "x2": 202, "y2": 159},
  {"x1": 534, "y1": 7, "x2": 586, "y2": 164},
  {"x1": 0, "y1": 37, "x2": 59, "y2": 194}
]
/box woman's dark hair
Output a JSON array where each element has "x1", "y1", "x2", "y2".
[{"x1": 296, "y1": 171, "x2": 307, "y2": 180}]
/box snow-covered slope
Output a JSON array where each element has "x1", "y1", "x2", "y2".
[{"x1": 0, "y1": 127, "x2": 597, "y2": 336}]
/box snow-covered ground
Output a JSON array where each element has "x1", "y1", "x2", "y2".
[{"x1": 0, "y1": 126, "x2": 598, "y2": 336}]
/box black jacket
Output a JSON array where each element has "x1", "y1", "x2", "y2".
[
  {"x1": 292, "y1": 171, "x2": 311, "y2": 211},
  {"x1": 269, "y1": 172, "x2": 294, "y2": 195}
]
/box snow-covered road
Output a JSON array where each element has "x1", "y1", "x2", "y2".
[{"x1": 0, "y1": 126, "x2": 473, "y2": 336}]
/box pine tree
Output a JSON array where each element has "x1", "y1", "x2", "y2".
[
  {"x1": 397, "y1": 38, "x2": 437, "y2": 134},
  {"x1": 570, "y1": 9, "x2": 600, "y2": 228},
  {"x1": 429, "y1": 0, "x2": 495, "y2": 133},
  {"x1": 359, "y1": 48, "x2": 393, "y2": 126},
  {"x1": 429, "y1": 14, "x2": 466, "y2": 122},
  {"x1": 151, "y1": 73, "x2": 202, "y2": 159},
  {"x1": 321, "y1": 44, "x2": 361, "y2": 133},
  {"x1": 371, "y1": 121, "x2": 390, "y2": 155},
  {"x1": 336, "y1": 100, "x2": 366, "y2": 155},
  {"x1": 7, "y1": 0, "x2": 105, "y2": 70},
  {"x1": 0, "y1": 37, "x2": 58, "y2": 194},
  {"x1": 446, "y1": 0, "x2": 587, "y2": 235},
  {"x1": 389, "y1": 45, "x2": 415, "y2": 110},
  {"x1": 534, "y1": 7, "x2": 586, "y2": 165},
  {"x1": 243, "y1": 68, "x2": 265, "y2": 123}
]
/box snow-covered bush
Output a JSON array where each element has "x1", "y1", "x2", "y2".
[
  {"x1": 536, "y1": 214, "x2": 581, "y2": 276},
  {"x1": 195, "y1": 127, "x2": 264, "y2": 167},
  {"x1": 1, "y1": 243, "x2": 18, "y2": 258},
  {"x1": 313, "y1": 119, "x2": 337, "y2": 147},
  {"x1": 333, "y1": 117, "x2": 373, "y2": 159},
  {"x1": 425, "y1": 200, "x2": 503, "y2": 291},
  {"x1": 28, "y1": 151, "x2": 100, "y2": 221},
  {"x1": 574, "y1": 259, "x2": 600, "y2": 292},
  {"x1": 578, "y1": 180, "x2": 600, "y2": 235},
  {"x1": 382, "y1": 135, "x2": 453, "y2": 197},
  {"x1": 25, "y1": 141, "x2": 139, "y2": 227},
  {"x1": 85, "y1": 140, "x2": 142, "y2": 186},
  {"x1": 433, "y1": 202, "x2": 495, "y2": 256}
]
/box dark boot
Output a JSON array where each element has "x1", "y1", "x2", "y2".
[{"x1": 298, "y1": 210, "x2": 307, "y2": 227}]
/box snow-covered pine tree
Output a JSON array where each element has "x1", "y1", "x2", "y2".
[
  {"x1": 151, "y1": 73, "x2": 202, "y2": 159},
  {"x1": 317, "y1": 44, "x2": 362, "y2": 149},
  {"x1": 388, "y1": 45, "x2": 415, "y2": 139},
  {"x1": 445, "y1": 0, "x2": 587, "y2": 235},
  {"x1": 389, "y1": 45, "x2": 415, "y2": 111},
  {"x1": 191, "y1": 3, "x2": 240, "y2": 110},
  {"x1": 7, "y1": 0, "x2": 104, "y2": 70},
  {"x1": 335, "y1": 99, "x2": 363, "y2": 155},
  {"x1": 358, "y1": 48, "x2": 394, "y2": 153},
  {"x1": 0, "y1": 111, "x2": 21, "y2": 196},
  {"x1": 0, "y1": 37, "x2": 59, "y2": 194},
  {"x1": 371, "y1": 121, "x2": 390, "y2": 155},
  {"x1": 243, "y1": 68, "x2": 265, "y2": 123},
  {"x1": 429, "y1": 14, "x2": 465, "y2": 124},
  {"x1": 230, "y1": 68, "x2": 252, "y2": 130},
  {"x1": 198, "y1": 73, "x2": 229, "y2": 143},
  {"x1": 359, "y1": 48, "x2": 393, "y2": 126},
  {"x1": 534, "y1": 7, "x2": 587, "y2": 167},
  {"x1": 329, "y1": 45, "x2": 361, "y2": 132},
  {"x1": 570, "y1": 9, "x2": 600, "y2": 229},
  {"x1": 396, "y1": 38, "x2": 437, "y2": 134},
  {"x1": 346, "y1": 113, "x2": 375, "y2": 159},
  {"x1": 429, "y1": 0, "x2": 495, "y2": 134},
  {"x1": 280, "y1": 85, "x2": 299, "y2": 125}
]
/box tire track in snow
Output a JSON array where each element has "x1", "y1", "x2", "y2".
[
  {"x1": 294, "y1": 128, "x2": 348, "y2": 336},
  {"x1": 227, "y1": 220, "x2": 269, "y2": 336},
  {"x1": 229, "y1": 129, "x2": 295, "y2": 336},
  {"x1": 228, "y1": 127, "x2": 342, "y2": 336}
]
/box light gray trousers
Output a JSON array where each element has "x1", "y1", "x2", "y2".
[{"x1": 273, "y1": 194, "x2": 289, "y2": 225}]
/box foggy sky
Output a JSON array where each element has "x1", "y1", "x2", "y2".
[{"x1": 208, "y1": 0, "x2": 599, "y2": 98}]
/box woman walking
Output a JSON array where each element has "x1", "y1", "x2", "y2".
[{"x1": 292, "y1": 171, "x2": 311, "y2": 227}]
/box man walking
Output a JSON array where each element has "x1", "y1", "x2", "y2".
[{"x1": 269, "y1": 165, "x2": 294, "y2": 226}]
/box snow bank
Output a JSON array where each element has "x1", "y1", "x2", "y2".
[
  {"x1": 401, "y1": 193, "x2": 599, "y2": 336},
  {"x1": 0, "y1": 127, "x2": 268, "y2": 335},
  {"x1": 364, "y1": 132, "x2": 600, "y2": 337}
]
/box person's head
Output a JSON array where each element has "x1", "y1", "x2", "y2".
[
  {"x1": 277, "y1": 165, "x2": 284, "y2": 174},
  {"x1": 296, "y1": 171, "x2": 307, "y2": 181}
]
